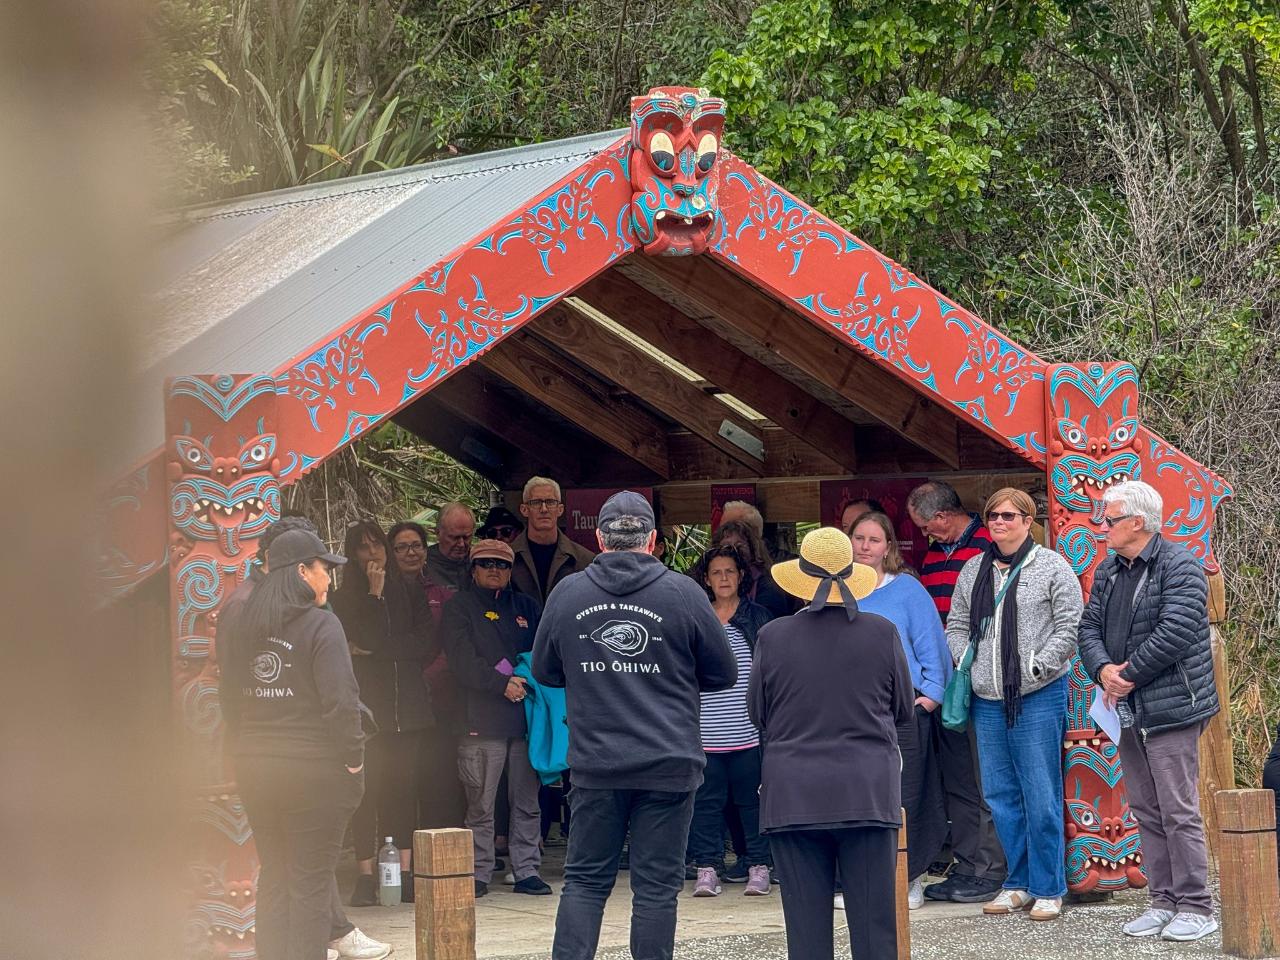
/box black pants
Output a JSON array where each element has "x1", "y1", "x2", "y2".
[
  {"x1": 237, "y1": 756, "x2": 364, "y2": 960},
  {"x1": 770, "y1": 826, "x2": 897, "y2": 960},
  {"x1": 899, "y1": 704, "x2": 948, "y2": 879},
  {"x1": 352, "y1": 730, "x2": 422, "y2": 861},
  {"x1": 936, "y1": 723, "x2": 1007, "y2": 881},
  {"x1": 418, "y1": 726, "x2": 466, "y2": 829},
  {"x1": 328, "y1": 876, "x2": 354, "y2": 942},
  {"x1": 688, "y1": 748, "x2": 770, "y2": 868},
  {"x1": 552, "y1": 786, "x2": 695, "y2": 960},
  {"x1": 1262, "y1": 726, "x2": 1280, "y2": 871}
]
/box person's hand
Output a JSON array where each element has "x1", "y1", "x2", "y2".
[
  {"x1": 1099, "y1": 662, "x2": 1135, "y2": 698},
  {"x1": 367, "y1": 561, "x2": 385, "y2": 598},
  {"x1": 914, "y1": 696, "x2": 940, "y2": 713},
  {"x1": 504, "y1": 677, "x2": 528, "y2": 702},
  {"x1": 346, "y1": 763, "x2": 364, "y2": 774}
]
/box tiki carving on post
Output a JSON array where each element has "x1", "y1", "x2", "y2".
[
  {"x1": 1045, "y1": 362, "x2": 1147, "y2": 894},
  {"x1": 629, "y1": 85, "x2": 725, "y2": 256},
  {"x1": 166, "y1": 374, "x2": 282, "y2": 958}
]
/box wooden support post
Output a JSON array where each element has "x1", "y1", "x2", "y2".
[
  {"x1": 1199, "y1": 624, "x2": 1236, "y2": 864},
  {"x1": 1215, "y1": 790, "x2": 1280, "y2": 957},
  {"x1": 414, "y1": 828, "x2": 476, "y2": 960},
  {"x1": 896, "y1": 808, "x2": 911, "y2": 960}
]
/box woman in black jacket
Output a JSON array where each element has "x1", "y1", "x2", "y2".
[
  {"x1": 220, "y1": 529, "x2": 363, "y2": 960},
  {"x1": 687, "y1": 546, "x2": 775, "y2": 896},
  {"x1": 748, "y1": 527, "x2": 913, "y2": 960},
  {"x1": 331, "y1": 520, "x2": 436, "y2": 906}
]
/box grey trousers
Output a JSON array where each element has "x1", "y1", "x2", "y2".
[
  {"x1": 936, "y1": 724, "x2": 1007, "y2": 881},
  {"x1": 458, "y1": 736, "x2": 542, "y2": 883},
  {"x1": 1118, "y1": 722, "x2": 1213, "y2": 916}
]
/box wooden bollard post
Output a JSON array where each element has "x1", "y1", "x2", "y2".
[
  {"x1": 414, "y1": 828, "x2": 476, "y2": 960},
  {"x1": 895, "y1": 808, "x2": 911, "y2": 960},
  {"x1": 1215, "y1": 789, "x2": 1280, "y2": 957}
]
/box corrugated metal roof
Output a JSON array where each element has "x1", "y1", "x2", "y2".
[{"x1": 126, "y1": 128, "x2": 624, "y2": 474}]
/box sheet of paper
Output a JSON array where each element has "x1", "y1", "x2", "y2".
[{"x1": 1089, "y1": 692, "x2": 1122, "y2": 744}]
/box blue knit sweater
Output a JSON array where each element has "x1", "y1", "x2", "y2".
[{"x1": 858, "y1": 574, "x2": 953, "y2": 704}]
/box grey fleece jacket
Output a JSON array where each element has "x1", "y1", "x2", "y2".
[{"x1": 945, "y1": 545, "x2": 1083, "y2": 701}]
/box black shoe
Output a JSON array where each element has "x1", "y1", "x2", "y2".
[
  {"x1": 474, "y1": 880, "x2": 488, "y2": 898},
  {"x1": 494, "y1": 858, "x2": 505, "y2": 871},
  {"x1": 513, "y1": 876, "x2": 553, "y2": 895},
  {"x1": 947, "y1": 875, "x2": 1003, "y2": 903},
  {"x1": 684, "y1": 861, "x2": 697, "y2": 881},
  {"x1": 619, "y1": 848, "x2": 630, "y2": 871},
  {"x1": 401, "y1": 875, "x2": 415, "y2": 903},
  {"x1": 722, "y1": 859, "x2": 749, "y2": 883},
  {"x1": 349, "y1": 874, "x2": 377, "y2": 907}
]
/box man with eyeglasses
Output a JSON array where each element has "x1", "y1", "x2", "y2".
[
  {"x1": 441, "y1": 538, "x2": 550, "y2": 898},
  {"x1": 1077, "y1": 480, "x2": 1220, "y2": 942},
  {"x1": 905, "y1": 480, "x2": 1007, "y2": 904},
  {"x1": 512, "y1": 476, "x2": 596, "y2": 603}
]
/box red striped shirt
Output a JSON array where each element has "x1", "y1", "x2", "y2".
[{"x1": 919, "y1": 516, "x2": 992, "y2": 624}]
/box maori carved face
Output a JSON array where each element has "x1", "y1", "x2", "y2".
[
  {"x1": 629, "y1": 86, "x2": 725, "y2": 256},
  {"x1": 1064, "y1": 736, "x2": 1147, "y2": 892},
  {"x1": 167, "y1": 376, "x2": 282, "y2": 558}
]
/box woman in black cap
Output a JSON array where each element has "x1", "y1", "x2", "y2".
[
  {"x1": 221, "y1": 529, "x2": 365, "y2": 960},
  {"x1": 748, "y1": 527, "x2": 913, "y2": 960}
]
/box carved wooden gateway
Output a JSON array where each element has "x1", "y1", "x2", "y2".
[{"x1": 121, "y1": 86, "x2": 1233, "y2": 956}]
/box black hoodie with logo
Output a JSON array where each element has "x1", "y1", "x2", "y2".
[{"x1": 532, "y1": 551, "x2": 736, "y2": 792}]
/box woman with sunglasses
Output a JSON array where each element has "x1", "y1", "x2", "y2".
[
  {"x1": 945, "y1": 488, "x2": 1083, "y2": 922},
  {"x1": 440, "y1": 539, "x2": 551, "y2": 897},
  {"x1": 331, "y1": 520, "x2": 435, "y2": 907}
]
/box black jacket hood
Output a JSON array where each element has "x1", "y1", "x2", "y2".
[{"x1": 583, "y1": 551, "x2": 668, "y2": 597}]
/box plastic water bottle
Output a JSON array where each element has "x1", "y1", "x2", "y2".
[{"x1": 378, "y1": 837, "x2": 401, "y2": 906}]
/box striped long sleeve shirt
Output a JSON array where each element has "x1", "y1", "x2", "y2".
[{"x1": 919, "y1": 514, "x2": 991, "y2": 625}]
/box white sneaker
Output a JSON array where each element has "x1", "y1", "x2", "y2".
[
  {"x1": 982, "y1": 889, "x2": 1032, "y2": 915},
  {"x1": 907, "y1": 878, "x2": 924, "y2": 910},
  {"x1": 834, "y1": 892, "x2": 845, "y2": 910},
  {"x1": 1030, "y1": 897, "x2": 1062, "y2": 921},
  {"x1": 328, "y1": 951, "x2": 339, "y2": 960},
  {"x1": 503, "y1": 872, "x2": 515, "y2": 884},
  {"x1": 1160, "y1": 912, "x2": 1219, "y2": 942},
  {"x1": 1122, "y1": 907, "x2": 1175, "y2": 937},
  {"x1": 330, "y1": 927, "x2": 393, "y2": 960}
]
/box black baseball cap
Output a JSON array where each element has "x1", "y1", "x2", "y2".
[
  {"x1": 597, "y1": 491, "x2": 655, "y2": 532},
  {"x1": 266, "y1": 529, "x2": 347, "y2": 569},
  {"x1": 479, "y1": 505, "x2": 523, "y2": 536}
]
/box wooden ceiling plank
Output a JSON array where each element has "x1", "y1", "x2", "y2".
[
  {"x1": 577, "y1": 270, "x2": 860, "y2": 473},
  {"x1": 478, "y1": 333, "x2": 671, "y2": 478},
  {"x1": 628, "y1": 256, "x2": 962, "y2": 469},
  {"x1": 531, "y1": 303, "x2": 765, "y2": 472}
]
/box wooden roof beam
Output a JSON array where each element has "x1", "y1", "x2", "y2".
[
  {"x1": 576, "y1": 270, "x2": 860, "y2": 473},
  {"x1": 530, "y1": 303, "x2": 766, "y2": 473},
  {"x1": 627, "y1": 256, "x2": 962, "y2": 469},
  {"x1": 479, "y1": 333, "x2": 671, "y2": 479}
]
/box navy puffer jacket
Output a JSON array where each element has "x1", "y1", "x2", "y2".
[{"x1": 1078, "y1": 536, "x2": 1219, "y2": 737}]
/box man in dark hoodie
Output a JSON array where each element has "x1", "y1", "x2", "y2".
[{"x1": 533, "y1": 491, "x2": 737, "y2": 960}]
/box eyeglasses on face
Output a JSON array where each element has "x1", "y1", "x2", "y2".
[
  {"x1": 524, "y1": 498, "x2": 561, "y2": 510},
  {"x1": 393, "y1": 541, "x2": 425, "y2": 555},
  {"x1": 1100, "y1": 513, "x2": 1134, "y2": 528},
  {"x1": 986, "y1": 510, "x2": 1028, "y2": 523},
  {"x1": 473, "y1": 558, "x2": 512, "y2": 570}
]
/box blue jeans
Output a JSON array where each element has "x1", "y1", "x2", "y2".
[{"x1": 972, "y1": 675, "x2": 1068, "y2": 899}]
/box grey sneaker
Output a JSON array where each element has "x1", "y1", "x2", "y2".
[
  {"x1": 907, "y1": 878, "x2": 924, "y2": 910},
  {"x1": 1160, "y1": 912, "x2": 1219, "y2": 942},
  {"x1": 692, "y1": 866, "x2": 722, "y2": 897},
  {"x1": 329, "y1": 927, "x2": 393, "y2": 960},
  {"x1": 744, "y1": 865, "x2": 771, "y2": 896},
  {"x1": 1122, "y1": 908, "x2": 1175, "y2": 937}
]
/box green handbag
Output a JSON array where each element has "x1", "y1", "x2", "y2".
[{"x1": 939, "y1": 551, "x2": 1035, "y2": 733}]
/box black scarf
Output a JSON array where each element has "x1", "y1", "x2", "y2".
[
  {"x1": 968, "y1": 536, "x2": 1035, "y2": 726},
  {"x1": 799, "y1": 557, "x2": 860, "y2": 621}
]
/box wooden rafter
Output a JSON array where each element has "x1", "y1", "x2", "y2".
[
  {"x1": 576, "y1": 269, "x2": 861, "y2": 473},
  {"x1": 479, "y1": 333, "x2": 671, "y2": 478},
  {"x1": 627, "y1": 255, "x2": 962, "y2": 468},
  {"x1": 530, "y1": 303, "x2": 766, "y2": 472}
]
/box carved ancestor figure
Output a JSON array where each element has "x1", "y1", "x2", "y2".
[
  {"x1": 628, "y1": 85, "x2": 725, "y2": 256},
  {"x1": 167, "y1": 374, "x2": 281, "y2": 959}
]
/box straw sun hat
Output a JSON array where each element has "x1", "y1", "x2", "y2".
[{"x1": 771, "y1": 527, "x2": 878, "y2": 611}]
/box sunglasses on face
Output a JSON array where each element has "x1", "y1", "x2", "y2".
[
  {"x1": 1100, "y1": 513, "x2": 1134, "y2": 528},
  {"x1": 473, "y1": 558, "x2": 512, "y2": 570},
  {"x1": 986, "y1": 511, "x2": 1028, "y2": 523},
  {"x1": 393, "y1": 542, "x2": 425, "y2": 555},
  {"x1": 484, "y1": 525, "x2": 517, "y2": 538}
]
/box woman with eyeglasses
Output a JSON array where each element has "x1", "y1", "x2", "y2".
[
  {"x1": 440, "y1": 539, "x2": 551, "y2": 897},
  {"x1": 945, "y1": 488, "x2": 1083, "y2": 922},
  {"x1": 331, "y1": 520, "x2": 436, "y2": 907}
]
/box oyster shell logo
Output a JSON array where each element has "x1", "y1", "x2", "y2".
[
  {"x1": 252, "y1": 651, "x2": 283, "y2": 684},
  {"x1": 590, "y1": 620, "x2": 650, "y2": 657}
]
